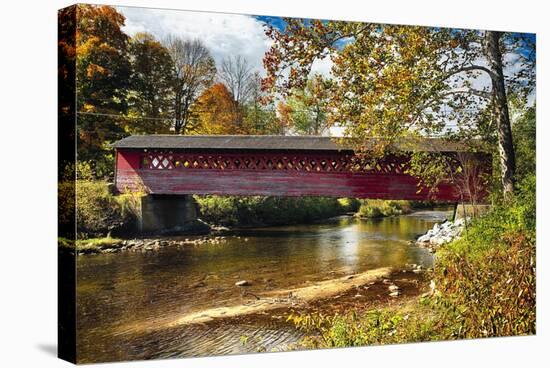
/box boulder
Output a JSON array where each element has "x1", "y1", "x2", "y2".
[
  {"x1": 388, "y1": 284, "x2": 400, "y2": 292},
  {"x1": 417, "y1": 234, "x2": 431, "y2": 243}
]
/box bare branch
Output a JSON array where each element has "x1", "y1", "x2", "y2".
[{"x1": 443, "y1": 65, "x2": 497, "y2": 82}]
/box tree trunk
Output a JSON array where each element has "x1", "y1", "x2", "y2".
[
  {"x1": 486, "y1": 31, "x2": 516, "y2": 199},
  {"x1": 174, "y1": 92, "x2": 182, "y2": 135}
]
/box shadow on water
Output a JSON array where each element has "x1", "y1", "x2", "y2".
[{"x1": 75, "y1": 209, "x2": 452, "y2": 363}]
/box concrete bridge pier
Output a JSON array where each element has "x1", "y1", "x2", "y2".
[{"x1": 139, "y1": 194, "x2": 209, "y2": 235}]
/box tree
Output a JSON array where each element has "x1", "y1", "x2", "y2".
[
  {"x1": 127, "y1": 32, "x2": 174, "y2": 134},
  {"x1": 76, "y1": 4, "x2": 131, "y2": 177},
  {"x1": 193, "y1": 83, "x2": 240, "y2": 134},
  {"x1": 218, "y1": 55, "x2": 255, "y2": 125},
  {"x1": 285, "y1": 75, "x2": 330, "y2": 135},
  {"x1": 511, "y1": 102, "x2": 536, "y2": 182},
  {"x1": 275, "y1": 102, "x2": 293, "y2": 135},
  {"x1": 164, "y1": 36, "x2": 216, "y2": 134},
  {"x1": 58, "y1": 5, "x2": 77, "y2": 178},
  {"x1": 263, "y1": 20, "x2": 535, "y2": 198},
  {"x1": 241, "y1": 72, "x2": 280, "y2": 134}
]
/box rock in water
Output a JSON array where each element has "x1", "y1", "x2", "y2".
[
  {"x1": 235, "y1": 280, "x2": 250, "y2": 287},
  {"x1": 191, "y1": 281, "x2": 206, "y2": 288},
  {"x1": 416, "y1": 234, "x2": 431, "y2": 243},
  {"x1": 388, "y1": 284, "x2": 400, "y2": 292}
]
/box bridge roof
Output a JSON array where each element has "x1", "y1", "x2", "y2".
[{"x1": 111, "y1": 135, "x2": 471, "y2": 152}]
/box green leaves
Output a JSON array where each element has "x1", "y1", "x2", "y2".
[
  {"x1": 288, "y1": 308, "x2": 433, "y2": 348},
  {"x1": 284, "y1": 75, "x2": 330, "y2": 135},
  {"x1": 127, "y1": 32, "x2": 174, "y2": 133},
  {"x1": 263, "y1": 21, "x2": 535, "y2": 197}
]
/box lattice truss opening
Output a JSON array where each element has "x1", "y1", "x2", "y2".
[{"x1": 140, "y1": 151, "x2": 410, "y2": 174}]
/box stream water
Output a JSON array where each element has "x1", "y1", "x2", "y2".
[{"x1": 76, "y1": 209, "x2": 451, "y2": 362}]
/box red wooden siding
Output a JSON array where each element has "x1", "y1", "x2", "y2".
[{"x1": 115, "y1": 149, "x2": 490, "y2": 202}]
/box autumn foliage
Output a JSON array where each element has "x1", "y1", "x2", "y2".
[
  {"x1": 71, "y1": 4, "x2": 286, "y2": 178},
  {"x1": 193, "y1": 83, "x2": 241, "y2": 134}
]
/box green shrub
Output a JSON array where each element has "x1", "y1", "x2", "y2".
[
  {"x1": 76, "y1": 181, "x2": 141, "y2": 238},
  {"x1": 433, "y1": 231, "x2": 535, "y2": 338},
  {"x1": 513, "y1": 105, "x2": 535, "y2": 182},
  {"x1": 337, "y1": 198, "x2": 361, "y2": 212},
  {"x1": 195, "y1": 196, "x2": 355, "y2": 227},
  {"x1": 432, "y1": 175, "x2": 536, "y2": 338},
  {"x1": 357, "y1": 202, "x2": 383, "y2": 218},
  {"x1": 289, "y1": 303, "x2": 441, "y2": 348},
  {"x1": 357, "y1": 199, "x2": 413, "y2": 218}
]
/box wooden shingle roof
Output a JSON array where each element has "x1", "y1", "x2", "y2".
[{"x1": 111, "y1": 135, "x2": 472, "y2": 152}]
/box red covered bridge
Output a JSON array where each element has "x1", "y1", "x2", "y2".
[{"x1": 112, "y1": 135, "x2": 490, "y2": 202}]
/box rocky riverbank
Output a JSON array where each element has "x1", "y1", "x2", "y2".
[
  {"x1": 61, "y1": 234, "x2": 245, "y2": 255},
  {"x1": 415, "y1": 217, "x2": 468, "y2": 252},
  {"x1": 101, "y1": 236, "x2": 233, "y2": 254}
]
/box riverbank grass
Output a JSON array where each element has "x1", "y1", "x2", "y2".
[
  {"x1": 77, "y1": 237, "x2": 124, "y2": 251},
  {"x1": 58, "y1": 236, "x2": 124, "y2": 253},
  {"x1": 289, "y1": 296, "x2": 444, "y2": 348}
]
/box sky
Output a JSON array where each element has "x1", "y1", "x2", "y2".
[
  {"x1": 117, "y1": 6, "x2": 535, "y2": 94},
  {"x1": 117, "y1": 6, "x2": 334, "y2": 78},
  {"x1": 116, "y1": 5, "x2": 535, "y2": 135}
]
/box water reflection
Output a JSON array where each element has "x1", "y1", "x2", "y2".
[{"x1": 76, "y1": 209, "x2": 451, "y2": 362}]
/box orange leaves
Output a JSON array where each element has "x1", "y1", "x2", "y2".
[
  {"x1": 86, "y1": 63, "x2": 108, "y2": 78},
  {"x1": 276, "y1": 101, "x2": 293, "y2": 129},
  {"x1": 262, "y1": 18, "x2": 336, "y2": 95},
  {"x1": 263, "y1": 20, "x2": 460, "y2": 147},
  {"x1": 76, "y1": 4, "x2": 127, "y2": 47},
  {"x1": 193, "y1": 83, "x2": 240, "y2": 134},
  {"x1": 449, "y1": 38, "x2": 460, "y2": 49},
  {"x1": 74, "y1": 4, "x2": 131, "y2": 164}
]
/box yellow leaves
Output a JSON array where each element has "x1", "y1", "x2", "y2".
[
  {"x1": 193, "y1": 83, "x2": 240, "y2": 134},
  {"x1": 76, "y1": 36, "x2": 100, "y2": 54},
  {"x1": 82, "y1": 103, "x2": 96, "y2": 112},
  {"x1": 86, "y1": 63, "x2": 108, "y2": 78}
]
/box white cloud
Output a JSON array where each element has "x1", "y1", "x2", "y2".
[
  {"x1": 310, "y1": 54, "x2": 334, "y2": 77},
  {"x1": 117, "y1": 6, "x2": 272, "y2": 75},
  {"x1": 118, "y1": 6, "x2": 336, "y2": 80}
]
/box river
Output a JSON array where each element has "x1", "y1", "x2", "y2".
[{"x1": 76, "y1": 209, "x2": 451, "y2": 363}]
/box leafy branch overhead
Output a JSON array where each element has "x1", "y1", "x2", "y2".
[{"x1": 262, "y1": 19, "x2": 535, "y2": 196}]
